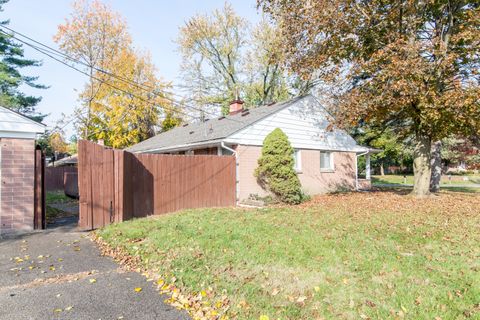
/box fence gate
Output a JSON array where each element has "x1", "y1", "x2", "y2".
[{"x1": 78, "y1": 141, "x2": 119, "y2": 230}]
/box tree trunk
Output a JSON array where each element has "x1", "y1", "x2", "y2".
[
  {"x1": 430, "y1": 140, "x2": 442, "y2": 193},
  {"x1": 412, "y1": 134, "x2": 432, "y2": 197},
  {"x1": 380, "y1": 162, "x2": 385, "y2": 176}
]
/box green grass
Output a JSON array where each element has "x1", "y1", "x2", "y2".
[
  {"x1": 97, "y1": 193, "x2": 480, "y2": 319},
  {"x1": 46, "y1": 191, "x2": 76, "y2": 204},
  {"x1": 374, "y1": 185, "x2": 480, "y2": 194},
  {"x1": 372, "y1": 174, "x2": 480, "y2": 186}
]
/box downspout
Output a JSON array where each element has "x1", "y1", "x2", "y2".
[
  {"x1": 220, "y1": 142, "x2": 238, "y2": 205},
  {"x1": 355, "y1": 151, "x2": 368, "y2": 191}
]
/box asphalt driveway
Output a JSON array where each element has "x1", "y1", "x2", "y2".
[{"x1": 0, "y1": 225, "x2": 189, "y2": 320}]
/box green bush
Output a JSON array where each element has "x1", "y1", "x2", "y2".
[{"x1": 254, "y1": 128, "x2": 304, "y2": 204}]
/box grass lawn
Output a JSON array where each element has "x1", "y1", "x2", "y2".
[
  {"x1": 46, "y1": 190, "x2": 77, "y2": 204},
  {"x1": 46, "y1": 191, "x2": 78, "y2": 222},
  {"x1": 372, "y1": 174, "x2": 480, "y2": 186},
  {"x1": 97, "y1": 191, "x2": 480, "y2": 320}
]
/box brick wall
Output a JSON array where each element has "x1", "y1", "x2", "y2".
[
  {"x1": 299, "y1": 150, "x2": 356, "y2": 194},
  {"x1": 0, "y1": 138, "x2": 35, "y2": 233},
  {"x1": 236, "y1": 145, "x2": 357, "y2": 201},
  {"x1": 236, "y1": 145, "x2": 269, "y2": 201}
]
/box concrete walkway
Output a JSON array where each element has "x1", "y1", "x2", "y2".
[{"x1": 0, "y1": 225, "x2": 189, "y2": 320}]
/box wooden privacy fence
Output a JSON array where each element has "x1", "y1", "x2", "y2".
[
  {"x1": 45, "y1": 166, "x2": 78, "y2": 191},
  {"x1": 78, "y1": 140, "x2": 236, "y2": 230}
]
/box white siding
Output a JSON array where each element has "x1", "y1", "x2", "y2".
[
  {"x1": 225, "y1": 96, "x2": 364, "y2": 152},
  {"x1": 0, "y1": 106, "x2": 45, "y2": 138}
]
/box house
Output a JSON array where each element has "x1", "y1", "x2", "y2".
[
  {"x1": 127, "y1": 95, "x2": 374, "y2": 202},
  {"x1": 0, "y1": 106, "x2": 45, "y2": 234}
]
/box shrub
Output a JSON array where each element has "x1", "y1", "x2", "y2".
[{"x1": 254, "y1": 128, "x2": 304, "y2": 204}]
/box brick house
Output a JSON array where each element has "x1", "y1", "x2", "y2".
[
  {"x1": 0, "y1": 106, "x2": 45, "y2": 234},
  {"x1": 128, "y1": 95, "x2": 374, "y2": 202}
]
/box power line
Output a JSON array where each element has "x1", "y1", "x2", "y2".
[
  {"x1": 0, "y1": 24, "x2": 237, "y2": 123},
  {"x1": 0, "y1": 29, "x2": 199, "y2": 122}
]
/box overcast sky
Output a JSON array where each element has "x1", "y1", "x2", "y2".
[{"x1": 3, "y1": 0, "x2": 260, "y2": 137}]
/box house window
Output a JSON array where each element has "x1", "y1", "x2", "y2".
[
  {"x1": 293, "y1": 149, "x2": 302, "y2": 172},
  {"x1": 320, "y1": 151, "x2": 333, "y2": 171}
]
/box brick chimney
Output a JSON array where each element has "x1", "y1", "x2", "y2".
[{"x1": 229, "y1": 99, "x2": 244, "y2": 115}]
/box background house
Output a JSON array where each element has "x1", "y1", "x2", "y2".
[
  {"x1": 128, "y1": 95, "x2": 373, "y2": 202},
  {"x1": 0, "y1": 106, "x2": 45, "y2": 233}
]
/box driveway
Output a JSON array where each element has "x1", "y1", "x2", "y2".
[{"x1": 0, "y1": 225, "x2": 189, "y2": 320}]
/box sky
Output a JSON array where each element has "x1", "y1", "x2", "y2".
[{"x1": 3, "y1": 0, "x2": 260, "y2": 137}]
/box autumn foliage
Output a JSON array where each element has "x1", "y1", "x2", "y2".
[
  {"x1": 260, "y1": 0, "x2": 480, "y2": 196},
  {"x1": 54, "y1": 0, "x2": 173, "y2": 148}
]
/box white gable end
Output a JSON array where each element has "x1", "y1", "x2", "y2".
[
  {"x1": 0, "y1": 106, "x2": 45, "y2": 139},
  {"x1": 224, "y1": 96, "x2": 365, "y2": 152}
]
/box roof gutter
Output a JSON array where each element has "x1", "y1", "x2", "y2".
[{"x1": 132, "y1": 140, "x2": 225, "y2": 154}]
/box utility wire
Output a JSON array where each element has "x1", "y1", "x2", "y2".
[
  {"x1": 0, "y1": 24, "x2": 237, "y2": 123},
  {"x1": 0, "y1": 29, "x2": 200, "y2": 122}
]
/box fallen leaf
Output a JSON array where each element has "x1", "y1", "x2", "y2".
[
  {"x1": 89, "y1": 279, "x2": 97, "y2": 284},
  {"x1": 259, "y1": 316, "x2": 269, "y2": 320},
  {"x1": 53, "y1": 308, "x2": 62, "y2": 313},
  {"x1": 65, "y1": 306, "x2": 73, "y2": 311},
  {"x1": 134, "y1": 287, "x2": 142, "y2": 292}
]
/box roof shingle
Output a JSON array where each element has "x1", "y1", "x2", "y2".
[{"x1": 127, "y1": 96, "x2": 307, "y2": 153}]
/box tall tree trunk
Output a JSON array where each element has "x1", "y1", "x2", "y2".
[
  {"x1": 380, "y1": 162, "x2": 385, "y2": 176},
  {"x1": 430, "y1": 140, "x2": 442, "y2": 193},
  {"x1": 412, "y1": 134, "x2": 432, "y2": 197}
]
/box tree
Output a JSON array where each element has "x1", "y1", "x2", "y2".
[
  {"x1": 86, "y1": 49, "x2": 170, "y2": 148},
  {"x1": 161, "y1": 111, "x2": 182, "y2": 132},
  {"x1": 177, "y1": 4, "x2": 295, "y2": 115},
  {"x1": 354, "y1": 127, "x2": 413, "y2": 175},
  {"x1": 0, "y1": 0, "x2": 46, "y2": 121},
  {"x1": 243, "y1": 19, "x2": 291, "y2": 106},
  {"x1": 177, "y1": 3, "x2": 246, "y2": 115},
  {"x1": 441, "y1": 136, "x2": 480, "y2": 170},
  {"x1": 37, "y1": 131, "x2": 68, "y2": 158},
  {"x1": 260, "y1": 0, "x2": 480, "y2": 196},
  {"x1": 55, "y1": 0, "x2": 172, "y2": 148},
  {"x1": 255, "y1": 128, "x2": 304, "y2": 204},
  {"x1": 54, "y1": 0, "x2": 131, "y2": 139}
]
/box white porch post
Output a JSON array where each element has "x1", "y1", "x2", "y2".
[{"x1": 365, "y1": 153, "x2": 371, "y2": 180}]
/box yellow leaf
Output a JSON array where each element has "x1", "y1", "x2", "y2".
[
  {"x1": 314, "y1": 286, "x2": 320, "y2": 292},
  {"x1": 65, "y1": 306, "x2": 73, "y2": 311},
  {"x1": 134, "y1": 287, "x2": 142, "y2": 292},
  {"x1": 53, "y1": 308, "x2": 62, "y2": 313},
  {"x1": 89, "y1": 278, "x2": 97, "y2": 284},
  {"x1": 259, "y1": 316, "x2": 270, "y2": 320}
]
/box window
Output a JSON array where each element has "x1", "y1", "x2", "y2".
[
  {"x1": 320, "y1": 151, "x2": 333, "y2": 171},
  {"x1": 293, "y1": 149, "x2": 302, "y2": 172}
]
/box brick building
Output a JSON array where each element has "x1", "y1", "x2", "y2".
[
  {"x1": 0, "y1": 107, "x2": 45, "y2": 234},
  {"x1": 128, "y1": 95, "x2": 376, "y2": 202}
]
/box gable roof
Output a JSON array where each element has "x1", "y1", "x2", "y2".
[
  {"x1": 0, "y1": 106, "x2": 46, "y2": 134},
  {"x1": 127, "y1": 95, "x2": 307, "y2": 153}
]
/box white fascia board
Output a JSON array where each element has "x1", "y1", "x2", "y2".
[
  {"x1": 0, "y1": 131, "x2": 38, "y2": 139},
  {"x1": 223, "y1": 138, "x2": 368, "y2": 153},
  {"x1": 133, "y1": 139, "x2": 224, "y2": 154},
  {"x1": 0, "y1": 107, "x2": 46, "y2": 134}
]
